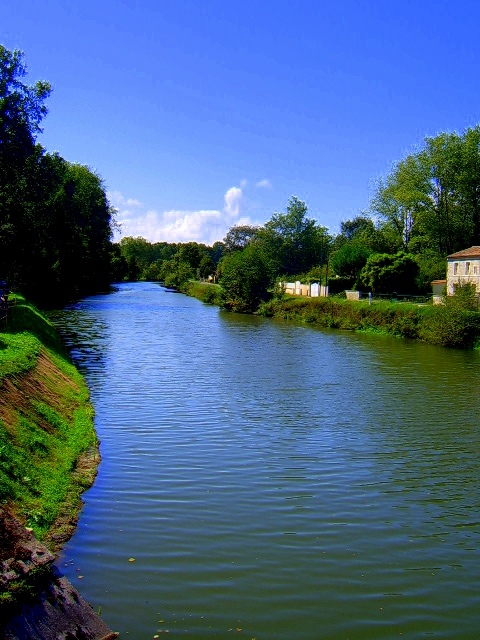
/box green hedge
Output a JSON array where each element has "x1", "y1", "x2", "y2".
[{"x1": 258, "y1": 297, "x2": 480, "y2": 349}]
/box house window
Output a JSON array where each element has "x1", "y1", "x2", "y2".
[
  {"x1": 466, "y1": 262, "x2": 471, "y2": 275},
  {"x1": 453, "y1": 263, "x2": 458, "y2": 275},
  {"x1": 474, "y1": 266, "x2": 478, "y2": 275}
]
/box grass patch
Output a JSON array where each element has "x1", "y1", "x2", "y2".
[
  {"x1": 184, "y1": 281, "x2": 222, "y2": 305},
  {"x1": 0, "y1": 296, "x2": 98, "y2": 545}
]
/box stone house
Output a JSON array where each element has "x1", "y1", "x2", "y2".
[{"x1": 447, "y1": 246, "x2": 480, "y2": 295}]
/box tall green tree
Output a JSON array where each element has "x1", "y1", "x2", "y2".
[
  {"x1": 1, "y1": 46, "x2": 116, "y2": 304},
  {"x1": 223, "y1": 225, "x2": 260, "y2": 253},
  {"x1": 372, "y1": 155, "x2": 430, "y2": 250},
  {"x1": 218, "y1": 243, "x2": 272, "y2": 312},
  {"x1": 331, "y1": 243, "x2": 371, "y2": 280},
  {"x1": 371, "y1": 127, "x2": 480, "y2": 257},
  {"x1": 0, "y1": 46, "x2": 51, "y2": 279},
  {"x1": 261, "y1": 196, "x2": 327, "y2": 275}
]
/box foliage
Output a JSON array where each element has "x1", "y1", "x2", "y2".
[
  {"x1": 258, "y1": 296, "x2": 480, "y2": 349},
  {"x1": 199, "y1": 254, "x2": 216, "y2": 279},
  {"x1": 371, "y1": 126, "x2": 480, "y2": 256},
  {"x1": 331, "y1": 242, "x2": 372, "y2": 279},
  {"x1": 0, "y1": 47, "x2": 115, "y2": 306},
  {"x1": 223, "y1": 225, "x2": 260, "y2": 253},
  {"x1": 185, "y1": 281, "x2": 221, "y2": 305},
  {"x1": 418, "y1": 306, "x2": 480, "y2": 348},
  {"x1": 109, "y1": 242, "x2": 128, "y2": 282},
  {"x1": 261, "y1": 196, "x2": 330, "y2": 276},
  {"x1": 118, "y1": 236, "x2": 220, "y2": 284},
  {"x1": 327, "y1": 276, "x2": 356, "y2": 294},
  {"x1": 218, "y1": 243, "x2": 272, "y2": 312},
  {"x1": 161, "y1": 257, "x2": 195, "y2": 288},
  {"x1": 448, "y1": 281, "x2": 479, "y2": 311},
  {"x1": 332, "y1": 214, "x2": 397, "y2": 254},
  {"x1": 340, "y1": 215, "x2": 376, "y2": 241},
  {"x1": 357, "y1": 251, "x2": 420, "y2": 293}
]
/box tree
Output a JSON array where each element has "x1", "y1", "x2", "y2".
[
  {"x1": 0, "y1": 46, "x2": 51, "y2": 280},
  {"x1": 0, "y1": 46, "x2": 51, "y2": 167},
  {"x1": 178, "y1": 242, "x2": 203, "y2": 269},
  {"x1": 223, "y1": 225, "x2": 260, "y2": 253},
  {"x1": 261, "y1": 196, "x2": 326, "y2": 275},
  {"x1": 371, "y1": 127, "x2": 480, "y2": 257},
  {"x1": 199, "y1": 254, "x2": 215, "y2": 279},
  {"x1": 219, "y1": 243, "x2": 272, "y2": 312},
  {"x1": 357, "y1": 252, "x2": 419, "y2": 294},
  {"x1": 372, "y1": 155, "x2": 430, "y2": 251},
  {"x1": 340, "y1": 215, "x2": 375, "y2": 241},
  {"x1": 210, "y1": 241, "x2": 225, "y2": 265},
  {"x1": 331, "y1": 242, "x2": 371, "y2": 280},
  {"x1": 109, "y1": 243, "x2": 128, "y2": 282}
]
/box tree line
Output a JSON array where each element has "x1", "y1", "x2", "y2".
[
  {"x1": 0, "y1": 46, "x2": 123, "y2": 306},
  {"x1": 3, "y1": 46, "x2": 479, "y2": 312},
  {"x1": 122, "y1": 124, "x2": 480, "y2": 312}
]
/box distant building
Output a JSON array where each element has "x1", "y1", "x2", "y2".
[{"x1": 447, "y1": 246, "x2": 480, "y2": 295}]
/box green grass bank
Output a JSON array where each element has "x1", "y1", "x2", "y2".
[
  {"x1": 183, "y1": 280, "x2": 222, "y2": 305},
  {"x1": 258, "y1": 296, "x2": 480, "y2": 349},
  {"x1": 0, "y1": 296, "x2": 99, "y2": 551}
]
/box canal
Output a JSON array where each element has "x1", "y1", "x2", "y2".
[{"x1": 52, "y1": 282, "x2": 480, "y2": 639}]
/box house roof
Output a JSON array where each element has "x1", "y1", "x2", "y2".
[{"x1": 447, "y1": 246, "x2": 480, "y2": 259}]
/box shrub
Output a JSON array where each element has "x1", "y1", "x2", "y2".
[{"x1": 448, "y1": 282, "x2": 479, "y2": 311}]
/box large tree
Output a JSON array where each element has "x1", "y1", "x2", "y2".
[
  {"x1": 0, "y1": 46, "x2": 116, "y2": 304},
  {"x1": 223, "y1": 224, "x2": 260, "y2": 253},
  {"x1": 218, "y1": 243, "x2": 272, "y2": 312},
  {"x1": 371, "y1": 127, "x2": 480, "y2": 257},
  {"x1": 261, "y1": 196, "x2": 327, "y2": 276},
  {"x1": 0, "y1": 46, "x2": 51, "y2": 279}
]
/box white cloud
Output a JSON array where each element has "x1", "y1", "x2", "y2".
[
  {"x1": 224, "y1": 186, "x2": 243, "y2": 219},
  {"x1": 256, "y1": 179, "x2": 272, "y2": 188},
  {"x1": 240, "y1": 179, "x2": 248, "y2": 188},
  {"x1": 108, "y1": 190, "x2": 143, "y2": 208},
  {"x1": 113, "y1": 186, "x2": 246, "y2": 245}
]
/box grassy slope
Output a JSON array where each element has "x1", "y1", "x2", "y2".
[
  {"x1": 0, "y1": 296, "x2": 98, "y2": 545},
  {"x1": 183, "y1": 280, "x2": 222, "y2": 304}
]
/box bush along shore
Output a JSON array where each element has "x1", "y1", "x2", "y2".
[
  {"x1": 178, "y1": 281, "x2": 480, "y2": 350},
  {"x1": 258, "y1": 296, "x2": 480, "y2": 349},
  {"x1": 0, "y1": 296, "x2": 117, "y2": 639}
]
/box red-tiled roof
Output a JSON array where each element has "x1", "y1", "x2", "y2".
[{"x1": 447, "y1": 246, "x2": 480, "y2": 259}]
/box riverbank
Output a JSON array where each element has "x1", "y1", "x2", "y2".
[
  {"x1": 0, "y1": 296, "x2": 116, "y2": 638},
  {"x1": 180, "y1": 281, "x2": 480, "y2": 349},
  {"x1": 259, "y1": 296, "x2": 480, "y2": 348}
]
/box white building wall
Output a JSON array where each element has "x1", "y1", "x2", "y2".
[{"x1": 447, "y1": 258, "x2": 480, "y2": 295}]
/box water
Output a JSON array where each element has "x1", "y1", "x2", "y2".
[{"x1": 51, "y1": 282, "x2": 480, "y2": 639}]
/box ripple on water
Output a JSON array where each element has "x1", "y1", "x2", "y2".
[{"x1": 53, "y1": 282, "x2": 480, "y2": 640}]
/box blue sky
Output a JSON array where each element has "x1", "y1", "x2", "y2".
[{"x1": 2, "y1": 1, "x2": 480, "y2": 244}]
